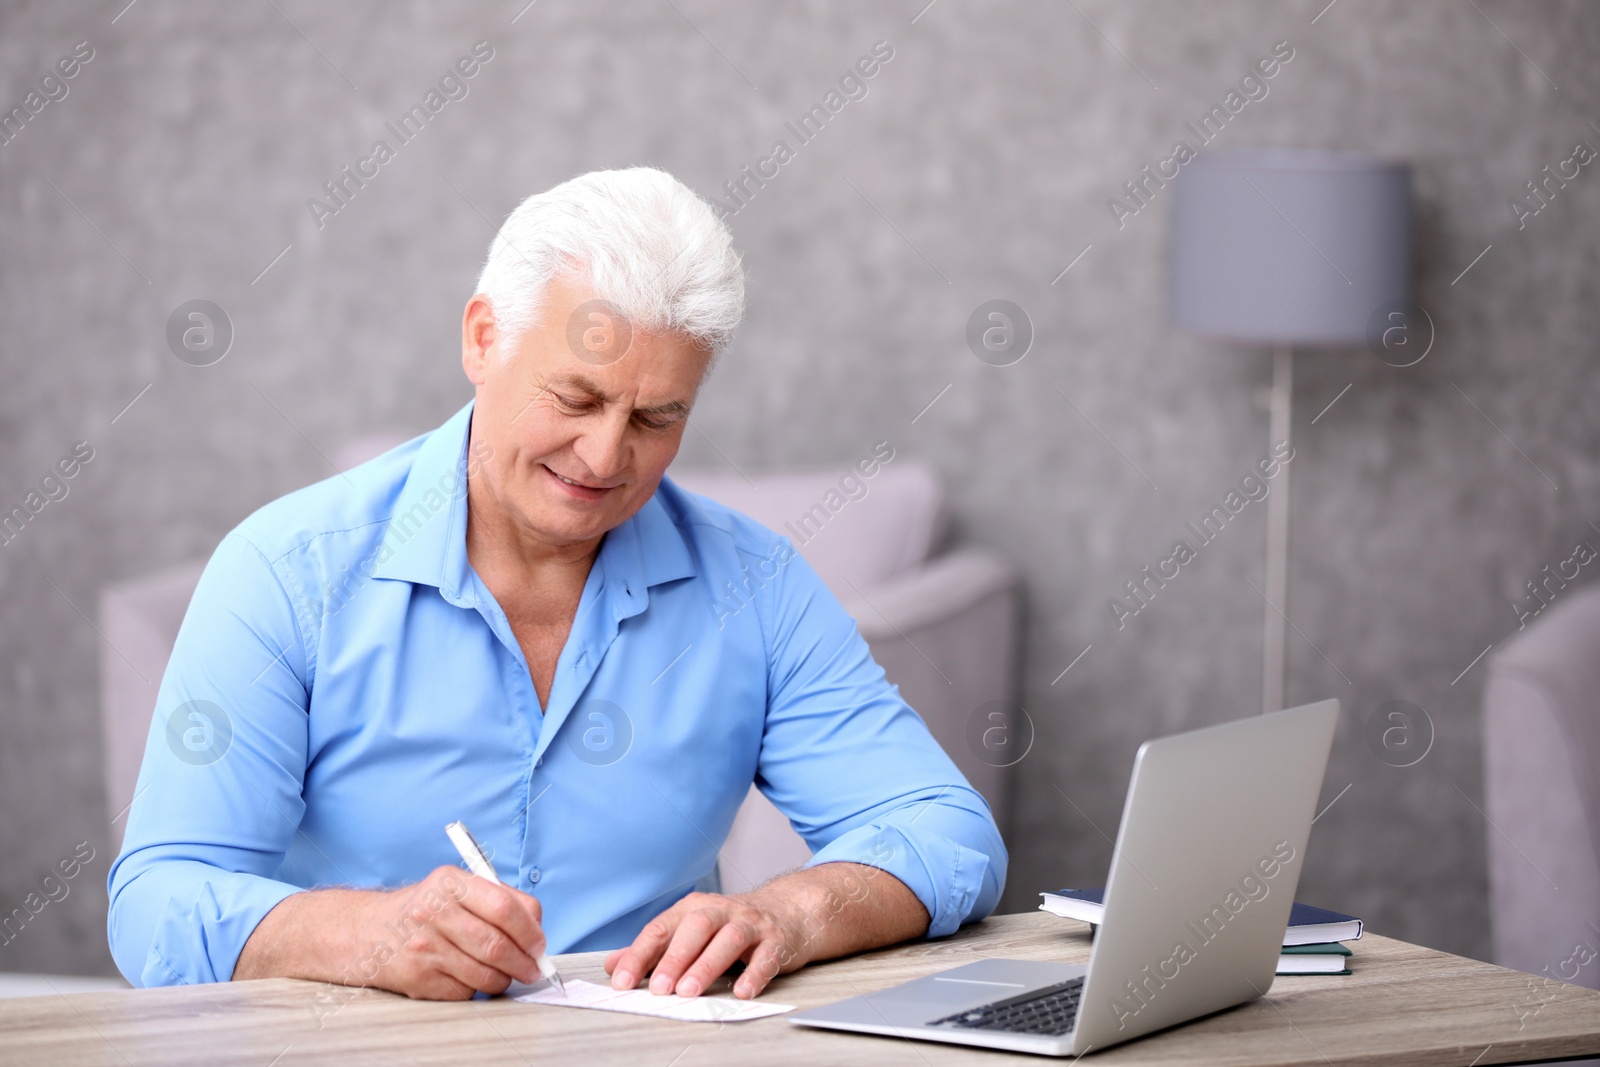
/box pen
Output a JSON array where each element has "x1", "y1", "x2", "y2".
[{"x1": 444, "y1": 820, "x2": 566, "y2": 997}]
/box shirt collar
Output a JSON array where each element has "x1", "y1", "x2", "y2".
[
  {"x1": 595, "y1": 474, "x2": 697, "y2": 622},
  {"x1": 371, "y1": 400, "x2": 696, "y2": 607}
]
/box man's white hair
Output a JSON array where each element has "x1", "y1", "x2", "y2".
[{"x1": 474, "y1": 167, "x2": 744, "y2": 358}]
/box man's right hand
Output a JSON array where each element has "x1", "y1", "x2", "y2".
[{"x1": 234, "y1": 865, "x2": 551, "y2": 1000}]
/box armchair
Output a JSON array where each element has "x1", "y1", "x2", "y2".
[{"x1": 1482, "y1": 584, "x2": 1600, "y2": 991}]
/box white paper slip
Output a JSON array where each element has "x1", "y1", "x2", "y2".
[{"x1": 510, "y1": 978, "x2": 794, "y2": 1023}]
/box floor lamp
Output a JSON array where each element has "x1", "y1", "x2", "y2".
[{"x1": 1168, "y1": 148, "x2": 1411, "y2": 713}]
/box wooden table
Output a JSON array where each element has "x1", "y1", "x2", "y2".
[{"x1": 5, "y1": 913, "x2": 1600, "y2": 1065}]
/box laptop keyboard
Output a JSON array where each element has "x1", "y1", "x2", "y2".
[{"x1": 928, "y1": 977, "x2": 1084, "y2": 1037}]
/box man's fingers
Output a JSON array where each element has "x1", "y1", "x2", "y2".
[
  {"x1": 733, "y1": 938, "x2": 788, "y2": 999},
  {"x1": 425, "y1": 921, "x2": 518, "y2": 998},
  {"x1": 455, "y1": 877, "x2": 545, "y2": 962},
  {"x1": 648, "y1": 908, "x2": 723, "y2": 994},
  {"x1": 673, "y1": 921, "x2": 755, "y2": 998},
  {"x1": 609, "y1": 908, "x2": 683, "y2": 990},
  {"x1": 607, "y1": 893, "x2": 801, "y2": 1000},
  {"x1": 435, "y1": 945, "x2": 514, "y2": 997},
  {"x1": 431, "y1": 907, "x2": 538, "y2": 988}
]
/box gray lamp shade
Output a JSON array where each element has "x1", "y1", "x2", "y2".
[{"x1": 1169, "y1": 148, "x2": 1411, "y2": 346}]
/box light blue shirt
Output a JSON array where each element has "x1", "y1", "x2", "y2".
[{"x1": 107, "y1": 401, "x2": 1006, "y2": 988}]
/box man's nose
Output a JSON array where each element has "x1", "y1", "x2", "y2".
[{"x1": 574, "y1": 411, "x2": 629, "y2": 481}]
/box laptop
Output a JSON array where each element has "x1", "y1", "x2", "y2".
[{"x1": 789, "y1": 699, "x2": 1340, "y2": 1057}]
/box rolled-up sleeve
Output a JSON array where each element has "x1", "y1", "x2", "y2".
[
  {"x1": 107, "y1": 532, "x2": 315, "y2": 986},
  {"x1": 753, "y1": 544, "x2": 1007, "y2": 937}
]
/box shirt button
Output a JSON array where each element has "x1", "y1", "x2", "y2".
[
  {"x1": 536, "y1": 757, "x2": 544, "y2": 768},
  {"x1": 528, "y1": 868, "x2": 542, "y2": 885}
]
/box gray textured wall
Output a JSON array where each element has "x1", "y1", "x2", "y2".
[{"x1": 2, "y1": 0, "x2": 1597, "y2": 978}]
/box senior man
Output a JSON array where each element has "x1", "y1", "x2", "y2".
[{"x1": 108, "y1": 167, "x2": 1005, "y2": 1002}]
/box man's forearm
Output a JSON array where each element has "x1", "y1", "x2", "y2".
[
  {"x1": 234, "y1": 888, "x2": 366, "y2": 983},
  {"x1": 745, "y1": 860, "x2": 930, "y2": 972}
]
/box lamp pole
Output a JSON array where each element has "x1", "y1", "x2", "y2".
[{"x1": 1263, "y1": 344, "x2": 1292, "y2": 714}]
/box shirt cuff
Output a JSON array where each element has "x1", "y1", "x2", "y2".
[
  {"x1": 804, "y1": 821, "x2": 1000, "y2": 937},
  {"x1": 115, "y1": 861, "x2": 304, "y2": 987}
]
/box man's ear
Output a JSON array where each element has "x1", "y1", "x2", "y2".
[{"x1": 461, "y1": 294, "x2": 499, "y2": 386}]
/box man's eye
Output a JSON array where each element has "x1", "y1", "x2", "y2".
[
  {"x1": 634, "y1": 413, "x2": 676, "y2": 431},
  {"x1": 552, "y1": 394, "x2": 592, "y2": 413}
]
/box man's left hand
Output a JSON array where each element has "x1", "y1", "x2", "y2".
[
  {"x1": 602, "y1": 861, "x2": 929, "y2": 1000},
  {"x1": 603, "y1": 888, "x2": 804, "y2": 1000}
]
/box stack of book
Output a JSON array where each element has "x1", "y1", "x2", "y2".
[{"x1": 1039, "y1": 888, "x2": 1363, "y2": 975}]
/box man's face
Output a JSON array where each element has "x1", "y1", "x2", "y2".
[{"x1": 462, "y1": 275, "x2": 711, "y2": 551}]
